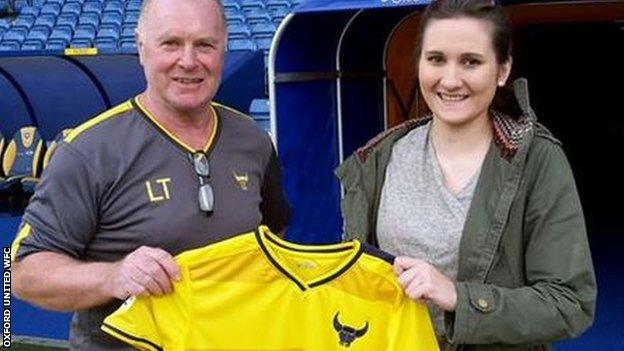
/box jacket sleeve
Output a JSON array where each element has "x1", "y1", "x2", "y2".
[
  {"x1": 335, "y1": 155, "x2": 372, "y2": 243},
  {"x1": 446, "y1": 140, "x2": 597, "y2": 345}
]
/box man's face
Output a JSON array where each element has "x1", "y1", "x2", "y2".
[{"x1": 137, "y1": 0, "x2": 226, "y2": 114}]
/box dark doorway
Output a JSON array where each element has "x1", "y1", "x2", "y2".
[{"x1": 515, "y1": 21, "x2": 624, "y2": 350}]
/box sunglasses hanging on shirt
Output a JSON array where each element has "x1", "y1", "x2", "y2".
[{"x1": 190, "y1": 152, "x2": 214, "y2": 215}]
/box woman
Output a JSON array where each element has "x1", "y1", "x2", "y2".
[{"x1": 336, "y1": 0, "x2": 596, "y2": 350}]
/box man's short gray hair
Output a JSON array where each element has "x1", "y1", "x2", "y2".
[{"x1": 136, "y1": 0, "x2": 228, "y2": 37}]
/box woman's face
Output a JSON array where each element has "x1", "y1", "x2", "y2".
[{"x1": 418, "y1": 17, "x2": 511, "y2": 127}]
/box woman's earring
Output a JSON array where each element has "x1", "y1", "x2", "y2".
[{"x1": 498, "y1": 81, "x2": 505, "y2": 87}]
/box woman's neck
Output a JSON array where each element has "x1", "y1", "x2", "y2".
[
  {"x1": 430, "y1": 114, "x2": 493, "y2": 158},
  {"x1": 429, "y1": 113, "x2": 493, "y2": 194}
]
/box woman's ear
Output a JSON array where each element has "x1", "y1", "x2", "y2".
[{"x1": 497, "y1": 56, "x2": 513, "y2": 86}]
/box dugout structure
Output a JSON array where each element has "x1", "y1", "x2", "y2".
[{"x1": 269, "y1": 0, "x2": 624, "y2": 244}]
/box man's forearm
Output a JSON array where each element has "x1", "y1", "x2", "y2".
[{"x1": 12, "y1": 251, "x2": 118, "y2": 311}]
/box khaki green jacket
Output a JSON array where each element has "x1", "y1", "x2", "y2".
[{"x1": 335, "y1": 80, "x2": 596, "y2": 351}]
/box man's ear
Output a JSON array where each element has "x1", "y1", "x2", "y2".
[{"x1": 135, "y1": 29, "x2": 145, "y2": 66}]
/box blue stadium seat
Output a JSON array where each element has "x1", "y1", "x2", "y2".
[
  {"x1": 101, "y1": 11, "x2": 122, "y2": 27},
  {"x1": 119, "y1": 37, "x2": 136, "y2": 49},
  {"x1": 12, "y1": 0, "x2": 29, "y2": 13},
  {"x1": 124, "y1": 10, "x2": 139, "y2": 24},
  {"x1": 21, "y1": 39, "x2": 45, "y2": 50},
  {"x1": 78, "y1": 12, "x2": 100, "y2": 29},
  {"x1": 267, "y1": 0, "x2": 291, "y2": 10},
  {"x1": 250, "y1": 22, "x2": 276, "y2": 37},
  {"x1": 40, "y1": 3, "x2": 62, "y2": 16},
  {"x1": 0, "y1": 28, "x2": 5, "y2": 41},
  {"x1": 104, "y1": 1, "x2": 123, "y2": 15},
  {"x1": 0, "y1": 41, "x2": 20, "y2": 51},
  {"x1": 270, "y1": 6, "x2": 290, "y2": 19},
  {"x1": 241, "y1": 0, "x2": 265, "y2": 13},
  {"x1": 120, "y1": 24, "x2": 136, "y2": 39},
  {"x1": 2, "y1": 28, "x2": 27, "y2": 44},
  {"x1": 245, "y1": 8, "x2": 272, "y2": 25},
  {"x1": 228, "y1": 23, "x2": 251, "y2": 39},
  {"x1": 20, "y1": 6, "x2": 41, "y2": 17},
  {"x1": 0, "y1": 19, "x2": 10, "y2": 30},
  {"x1": 97, "y1": 25, "x2": 119, "y2": 40},
  {"x1": 46, "y1": 38, "x2": 69, "y2": 49},
  {"x1": 47, "y1": 0, "x2": 66, "y2": 5},
  {"x1": 125, "y1": 0, "x2": 141, "y2": 11},
  {"x1": 272, "y1": 16, "x2": 285, "y2": 26},
  {"x1": 26, "y1": 26, "x2": 50, "y2": 42},
  {"x1": 224, "y1": 0, "x2": 241, "y2": 11},
  {"x1": 226, "y1": 13, "x2": 245, "y2": 26},
  {"x1": 49, "y1": 26, "x2": 72, "y2": 42},
  {"x1": 57, "y1": 13, "x2": 79, "y2": 30},
  {"x1": 70, "y1": 38, "x2": 91, "y2": 47},
  {"x1": 32, "y1": 0, "x2": 47, "y2": 7},
  {"x1": 248, "y1": 98, "x2": 271, "y2": 132},
  {"x1": 73, "y1": 24, "x2": 96, "y2": 41},
  {"x1": 82, "y1": 1, "x2": 102, "y2": 15},
  {"x1": 34, "y1": 14, "x2": 57, "y2": 30},
  {"x1": 61, "y1": 2, "x2": 82, "y2": 15},
  {"x1": 0, "y1": 0, "x2": 9, "y2": 14},
  {"x1": 227, "y1": 38, "x2": 256, "y2": 51},
  {"x1": 13, "y1": 15, "x2": 36, "y2": 31},
  {"x1": 255, "y1": 37, "x2": 272, "y2": 51},
  {"x1": 0, "y1": 126, "x2": 45, "y2": 196},
  {"x1": 249, "y1": 98, "x2": 270, "y2": 118},
  {"x1": 94, "y1": 37, "x2": 117, "y2": 49}
]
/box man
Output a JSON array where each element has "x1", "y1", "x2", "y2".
[{"x1": 11, "y1": 0, "x2": 290, "y2": 349}]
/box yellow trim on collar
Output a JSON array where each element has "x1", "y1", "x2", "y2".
[
  {"x1": 66, "y1": 101, "x2": 134, "y2": 143},
  {"x1": 211, "y1": 101, "x2": 253, "y2": 121},
  {"x1": 134, "y1": 97, "x2": 219, "y2": 153}
]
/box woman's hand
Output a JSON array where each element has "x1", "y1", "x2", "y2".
[{"x1": 394, "y1": 256, "x2": 458, "y2": 311}]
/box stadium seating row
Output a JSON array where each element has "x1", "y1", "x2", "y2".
[
  {"x1": 0, "y1": 0, "x2": 299, "y2": 52},
  {"x1": 0, "y1": 126, "x2": 71, "y2": 198}
]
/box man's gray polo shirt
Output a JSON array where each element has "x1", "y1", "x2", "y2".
[{"x1": 12, "y1": 98, "x2": 290, "y2": 350}]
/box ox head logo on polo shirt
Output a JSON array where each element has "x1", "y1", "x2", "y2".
[
  {"x1": 333, "y1": 312, "x2": 369, "y2": 347},
  {"x1": 232, "y1": 171, "x2": 249, "y2": 190}
]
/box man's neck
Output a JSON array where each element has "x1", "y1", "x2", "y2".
[{"x1": 139, "y1": 93, "x2": 215, "y2": 151}]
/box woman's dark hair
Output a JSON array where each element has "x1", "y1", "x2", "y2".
[{"x1": 416, "y1": 0, "x2": 512, "y2": 64}]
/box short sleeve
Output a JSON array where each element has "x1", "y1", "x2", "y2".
[
  {"x1": 101, "y1": 272, "x2": 190, "y2": 351},
  {"x1": 259, "y1": 147, "x2": 291, "y2": 233},
  {"x1": 12, "y1": 142, "x2": 100, "y2": 260},
  {"x1": 101, "y1": 296, "x2": 164, "y2": 351}
]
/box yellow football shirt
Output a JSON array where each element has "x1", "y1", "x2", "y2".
[{"x1": 102, "y1": 226, "x2": 439, "y2": 351}]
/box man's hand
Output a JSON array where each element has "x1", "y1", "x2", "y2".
[
  {"x1": 106, "y1": 246, "x2": 181, "y2": 300},
  {"x1": 394, "y1": 256, "x2": 457, "y2": 311}
]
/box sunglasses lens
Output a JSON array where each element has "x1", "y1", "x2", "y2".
[
  {"x1": 193, "y1": 153, "x2": 210, "y2": 176},
  {"x1": 198, "y1": 183, "x2": 214, "y2": 213}
]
